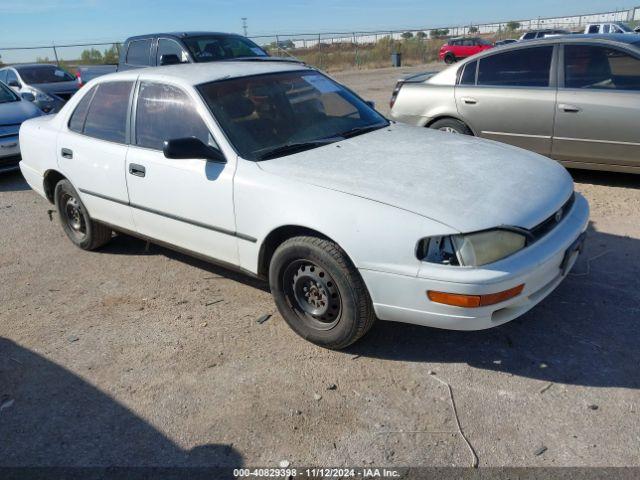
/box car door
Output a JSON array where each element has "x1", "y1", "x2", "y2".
[
  {"x1": 455, "y1": 45, "x2": 557, "y2": 156},
  {"x1": 57, "y1": 81, "x2": 136, "y2": 230},
  {"x1": 156, "y1": 38, "x2": 190, "y2": 66},
  {"x1": 125, "y1": 80, "x2": 239, "y2": 265},
  {"x1": 120, "y1": 39, "x2": 153, "y2": 71},
  {"x1": 552, "y1": 43, "x2": 640, "y2": 169},
  {"x1": 6, "y1": 70, "x2": 21, "y2": 93}
]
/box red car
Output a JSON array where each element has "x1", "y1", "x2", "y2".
[{"x1": 439, "y1": 37, "x2": 493, "y2": 64}]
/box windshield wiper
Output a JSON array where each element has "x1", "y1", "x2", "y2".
[
  {"x1": 339, "y1": 122, "x2": 388, "y2": 139},
  {"x1": 255, "y1": 137, "x2": 342, "y2": 160}
]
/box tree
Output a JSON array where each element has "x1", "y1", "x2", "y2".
[
  {"x1": 506, "y1": 21, "x2": 521, "y2": 32},
  {"x1": 430, "y1": 28, "x2": 450, "y2": 39},
  {"x1": 80, "y1": 48, "x2": 103, "y2": 64},
  {"x1": 401, "y1": 31, "x2": 414, "y2": 39},
  {"x1": 103, "y1": 44, "x2": 120, "y2": 64},
  {"x1": 416, "y1": 31, "x2": 427, "y2": 39},
  {"x1": 468, "y1": 26, "x2": 479, "y2": 34}
]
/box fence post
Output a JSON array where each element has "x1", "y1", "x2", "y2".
[
  {"x1": 52, "y1": 44, "x2": 60, "y2": 66},
  {"x1": 353, "y1": 32, "x2": 358, "y2": 68}
]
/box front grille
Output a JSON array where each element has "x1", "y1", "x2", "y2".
[
  {"x1": 53, "y1": 92, "x2": 73, "y2": 102},
  {"x1": 0, "y1": 154, "x2": 21, "y2": 168},
  {"x1": 529, "y1": 193, "x2": 576, "y2": 242}
]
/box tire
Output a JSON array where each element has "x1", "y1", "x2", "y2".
[
  {"x1": 269, "y1": 236, "x2": 376, "y2": 349},
  {"x1": 54, "y1": 179, "x2": 112, "y2": 251},
  {"x1": 430, "y1": 118, "x2": 473, "y2": 135},
  {"x1": 444, "y1": 54, "x2": 456, "y2": 65}
]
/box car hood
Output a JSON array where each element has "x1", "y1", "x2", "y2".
[
  {"x1": 32, "y1": 81, "x2": 78, "y2": 95},
  {"x1": 0, "y1": 100, "x2": 42, "y2": 126},
  {"x1": 257, "y1": 123, "x2": 574, "y2": 233}
]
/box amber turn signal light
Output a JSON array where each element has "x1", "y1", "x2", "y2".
[{"x1": 427, "y1": 284, "x2": 525, "y2": 308}]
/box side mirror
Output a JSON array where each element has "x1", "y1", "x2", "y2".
[
  {"x1": 21, "y1": 92, "x2": 35, "y2": 102},
  {"x1": 163, "y1": 137, "x2": 226, "y2": 163},
  {"x1": 366, "y1": 100, "x2": 376, "y2": 109},
  {"x1": 8, "y1": 80, "x2": 20, "y2": 88},
  {"x1": 160, "y1": 54, "x2": 181, "y2": 66}
]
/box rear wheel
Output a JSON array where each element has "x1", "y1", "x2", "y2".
[
  {"x1": 430, "y1": 118, "x2": 472, "y2": 135},
  {"x1": 54, "y1": 179, "x2": 112, "y2": 251},
  {"x1": 444, "y1": 54, "x2": 456, "y2": 65},
  {"x1": 269, "y1": 236, "x2": 375, "y2": 349}
]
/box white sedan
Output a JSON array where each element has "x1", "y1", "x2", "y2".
[{"x1": 19, "y1": 62, "x2": 589, "y2": 349}]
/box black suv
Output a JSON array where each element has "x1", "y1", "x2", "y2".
[{"x1": 118, "y1": 32, "x2": 271, "y2": 70}]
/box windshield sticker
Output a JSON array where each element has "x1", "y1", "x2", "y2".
[{"x1": 302, "y1": 75, "x2": 340, "y2": 93}]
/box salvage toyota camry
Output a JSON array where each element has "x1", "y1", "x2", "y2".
[{"x1": 19, "y1": 62, "x2": 589, "y2": 349}]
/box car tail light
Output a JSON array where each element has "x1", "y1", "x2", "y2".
[
  {"x1": 390, "y1": 81, "x2": 404, "y2": 109},
  {"x1": 427, "y1": 284, "x2": 525, "y2": 308},
  {"x1": 76, "y1": 72, "x2": 83, "y2": 88}
]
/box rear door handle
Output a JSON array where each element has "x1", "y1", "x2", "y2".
[
  {"x1": 61, "y1": 148, "x2": 73, "y2": 159},
  {"x1": 559, "y1": 104, "x2": 581, "y2": 113},
  {"x1": 461, "y1": 97, "x2": 478, "y2": 105},
  {"x1": 129, "y1": 163, "x2": 146, "y2": 177}
]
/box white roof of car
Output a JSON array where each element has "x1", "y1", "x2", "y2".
[{"x1": 97, "y1": 61, "x2": 312, "y2": 86}]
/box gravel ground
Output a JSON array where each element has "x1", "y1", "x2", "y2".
[{"x1": 1, "y1": 63, "x2": 639, "y2": 470}]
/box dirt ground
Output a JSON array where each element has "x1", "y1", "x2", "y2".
[{"x1": 1, "y1": 63, "x2": 639, "y2": 470}]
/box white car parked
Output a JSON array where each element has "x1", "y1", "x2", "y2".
[{"x1": 19, "y1": 62, "x2": 589, "y2": 348}]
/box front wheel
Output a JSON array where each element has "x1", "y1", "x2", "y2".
[
  {"x1": 54, "y1": 179, "x2": 112, "y2": 250},
  {"x1": 269, "y1": 236, "x2": 376, "y2": 349}
]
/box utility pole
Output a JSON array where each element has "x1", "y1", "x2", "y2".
[{"x1": 241, "y1": 17, "x2": 248, "y2": 36}]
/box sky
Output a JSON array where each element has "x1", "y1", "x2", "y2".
[{"x1": 0, "y1": 0, "x2": 635, "y2": 48}]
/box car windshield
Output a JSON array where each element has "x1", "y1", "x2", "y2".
[
  {"x1": 183, "y1": 35, "x2": 269, "y2": 62},
  {"x1": 478, "y1": 38, "x2": 493, "y2": 45},
  {"x1": 198, "y1": 71, "x2": 388, "y2": 160},
  {"x1": 17, "y1": 65, "x2": 74, "y2": 84},
  {"x1": 615, "y1": 22, "x2": 633, "y2": 32},
  {"x1": 0, "y1": 82, "x2": 19, "y2": 103}
]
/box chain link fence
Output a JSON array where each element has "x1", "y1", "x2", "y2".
[{"x1": 1, "y1": 6, "x2": 638, "y2": 72}]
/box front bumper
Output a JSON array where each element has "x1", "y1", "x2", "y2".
[
  {"x1": 360, "y1": 193, "x2": 590, "y2": 330},
  {"x1": 0, "y1": 134, "x2": 21, "y2": 173}
]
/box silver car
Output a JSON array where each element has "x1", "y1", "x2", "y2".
[
  {"x1": 0, "y1": 81, "x2": 42, "y2": 173},
  {"x1": 0, "y1": 64, "x2": 79, "y2": 114},
  {"x1": 390, "y1": 34, "x2": 640, "y2": 174}
]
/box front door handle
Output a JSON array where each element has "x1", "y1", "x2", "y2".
[
  {"x1": 559, "y1": 104, "x2": 581, "y2": 113},
  {"x1": 461, "y1": 97, "x2": 478, "y2": 105},
  {"x1": 61, "y1": 148, "x2": 73, "y2": 159},
  {"x1": 129, "y1": 163, "x2": 146, "y2": 177}
]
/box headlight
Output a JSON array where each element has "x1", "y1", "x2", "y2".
[
  {"x1": 26, "y1": 88, "x2": 54, "y2": 103},
  {"x1": 418, "y1": 229, "x2": 527, "y2": 267}
]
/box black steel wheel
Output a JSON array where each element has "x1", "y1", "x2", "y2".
[
  {"x1": 269, "y1": 236, "x2": 376, "y2": 349},
  {"x1": 54, "y1": 179, "x2": 112, "y2": 251}
]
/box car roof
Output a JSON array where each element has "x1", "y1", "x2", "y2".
[
  {"x1": 463, "y1": 33, "x2": 640, "y2": 58},
  {"x1": 8, "y1": 63, "x2": 60, "y2": 70},
  {"x1": 125, "y1": 32, "x2": 246, "y2": 42},
  {"x1": 93, "y1": 61, "x2": 313, "y2": 87}
]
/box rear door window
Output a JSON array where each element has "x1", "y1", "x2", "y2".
[
  {"x1": 477, "y1": 46, "x2": 553, "y2": 87},
  {"x1": 588, "y1": 25, "x2": 600, "y2": 34},
  {"x1": 83, "y1": 82, "x2": 133, "y2": 143},
  {"x1": 126, "y1": 39, "x2": 152, "y2": 66},
  {"x1": 135, "y1": 82, "x2": 213, "y2": 150},
  {"x1": 68, "y1": 86, "x2": 97, "y2": 133},
  {"x1": 564, "y1": 45, "x2": 640, "y2": 91},
  {"x1": 459, "y1": 61, "x2": 477, "y2": 85}
]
